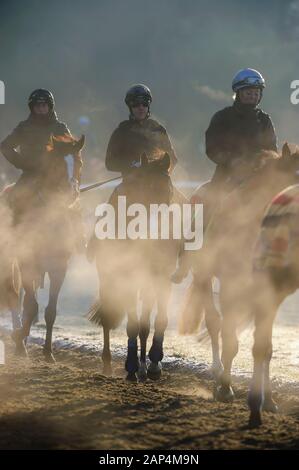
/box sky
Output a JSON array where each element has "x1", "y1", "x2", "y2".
[{"x1": 1, "y1": 0, "x2": 299, "y2": 184}]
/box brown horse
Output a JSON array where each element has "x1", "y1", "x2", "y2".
[
  {"x1": 0, "y1": 185, "x2": 22, "y2": 341},
  {"x1": 9, "y1": 134, "x2": 85, "y2": 361},
  {"x1": 174, "y1": 143, "x2": 299, "y2": 404},
  {"x1": 248, "y1": 181, "x2": 299, "y2": 427},
  {"x1": 88, "y1": 153, "x2": 188, "y2": 381}
]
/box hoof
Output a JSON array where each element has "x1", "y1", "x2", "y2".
[
  {"x1": 248, "y1": 411, "x2": 262, "y2": 428},
  {"x1": 147, "y1": 361, "x2": 162, "y2": 381},
  {"x1": 12, "y1": 330, "x2": 28, "y2": 357},
  {"x1": 262, "y1": 397, "x2": 278, "y2": 413},
  {"x1": 126, "y1": 372, "x2": 138, "y2": 383},
  {"x1": 43, "y1": 350, "x2": 56, "y2": 363},
  {"x1": 103, "y1": 364, "x2": 112, "y2": 376},
  {"x1": 14, "y1": 341, "x2": 28, "y2": 358},
  {"x1": 138, "y1": 362, "x2": 147, "y2": 382},
  {"x1": 214, "y1": 384, "x2": 235, "y2": 403}
]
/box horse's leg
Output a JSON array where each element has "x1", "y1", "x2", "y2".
[
  {"x1": 215, "y1": 283, "x2": 238, "y2": 402},
  {"x1": 138, "y1": 293, "x2": 152, "y2": 381},
  {"x1": 262, "y1": 336, "x2": 278, "y2": 413},
  {"x1": 248, "y1": 280, "x2": 283, "y2": 427},
  {"x1": 11, "y1": 271, "x2": 37, "y2": 356},
  {"x1": 148, "y1": 284, "x2": 170, "y2": 380},
  {"x1": 125, "y1": 304, "x2": 140, "y2": 382},
  {"x1": 203, "y1": 277, "x2": 222, "y2": 379},
  {"x1": 44, "y1": 261, "x2": 67, "y2": 363},
  {"x1": 8, "y1": 288, "x2": 25, "y2": 355},
  {"x1": 102, "y1": 325, "x2": 112, "y2": 376}
]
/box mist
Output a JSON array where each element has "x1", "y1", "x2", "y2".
[{"x1": 1, "y1": 0, "x2": 299, "y2": 190}]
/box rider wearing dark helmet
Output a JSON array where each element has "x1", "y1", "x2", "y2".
[
  {"x1": 206, "y1": 68, "x2": 277, "y2": 190},
  {"x1": 86, "y1": 85, "x2": 178, "y2": 262},
  {"x1": 105, "y1": 84, "x2": 178, "y2": 174},
  {"x1": 1, "y1": 89, "x2": 82, "y2": 182},
  {"x1": 0, "y1": 89, "x2": 85, "y2": 250}
]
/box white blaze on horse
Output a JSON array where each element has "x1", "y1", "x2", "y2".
[
  {"x1": 88, "y1": 153, "x2": 188, "y2": 382},
  {"x1": 4, "y1": 134, "x2": 85, "y2": 361}
]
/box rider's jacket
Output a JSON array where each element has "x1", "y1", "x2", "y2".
[
  {"x1": 105, "y1": 117, "x2": 178, "y2": 175},
  {"x1": 205, "y1": 101, "x2": 277, "y2": 184},
  {"x1": 1, "y1": 111, "x2": 83, "y2": 182}
]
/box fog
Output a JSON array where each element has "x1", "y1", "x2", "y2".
[{"x1": 1, "y1": 0, "x2": 299, "y2": 189}]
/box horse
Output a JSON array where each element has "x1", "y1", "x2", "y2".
[
  {"x1": 9, "y1": 134, "x2": 85, "y2": 361},
  {"x1": 248, "y1": 181, "x2": 299, "y2": 427},
  {"x1": 173, "y1": 143, "x2": 299, "y2": 403},
  {"x1": 0, "y1": 184, "x2": 22, "y2": 340},
  {"x1": 88, "y1": 153, "x2": 188, "y2": 381}
]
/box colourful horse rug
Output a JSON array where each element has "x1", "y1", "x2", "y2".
[{"x1": 253, "y1": 184, "x2": 299, "y2": 270}]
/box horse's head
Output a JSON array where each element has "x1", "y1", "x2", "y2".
[
  {"x1": 41, "y1": 134, "x2": 85, "y2": 194},
  {"x1": 123, "y1": 152, "x2": 173, "y2": 206},
  {"x1": 47, "y1": 133, "x2": 85, "y2": 158},
  {"x1": 276, "y1": 142, "x2": 299, "y2": 181}
]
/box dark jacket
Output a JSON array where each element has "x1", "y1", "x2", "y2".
[
  {"x1": 105, "y1": 118, "x2": 178, "y2": 175},
  {"x1": 1, "y1": 111, "x2": 83, "y2": 181},
  {"x1": 205, "y1": 102, "x2": 277, "y2": 184}
]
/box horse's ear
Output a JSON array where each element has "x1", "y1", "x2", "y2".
[
  {"x1": 47, "y1": 134, "x2": 54, "y2": 151},
  {"x1": 75, "y1": 134, "x2": 85, "y2": 151},
  {"x1": 141, "y1": 152, "x2": 148, "y2": 167},
  {"x1": 160, "y1": 152, "x2": 171, "y2": 172},
  {"x1": 282, "y1": 142, "x2": 292, "y2": 160}
]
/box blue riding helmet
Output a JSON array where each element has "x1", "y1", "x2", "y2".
[{"x1": 232, "y1": 68, "x2": 265, "y2": 92}]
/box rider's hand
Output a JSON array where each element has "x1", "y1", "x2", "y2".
[{"x1": 130, "y1": 160, "x2": 141, "y2": 168}]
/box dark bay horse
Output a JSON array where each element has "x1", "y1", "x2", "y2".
[
  {"x1": 88, "y1": 153, "x2": 188, "y2": 381},
  {"x1": 248, "y1": 180, "x2": 299, "y2": 427},
  {"x1": 174, "y1": 144, "x2": 299, "y2": 403},
  {"x1": 9, "y1": 134, "x2": 85, "y2": 361}
]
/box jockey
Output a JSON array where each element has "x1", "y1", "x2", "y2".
[
  {"x1": 0, "y1": 89, "x2": 85, "y2": 251},
  {"x1": 206, "y1": 68, "x2": 277, "y2": 192},
  {"x1": 1, "y1": 89, "x2": 82, "y2": 181},
  {"x1": 172, "y1": 69, "x2": 278, "y2": 284},
  {"x1": 86, "y1": 84, "x2": 178, "y2": 262},
  {"x1": 105, "y1": 84, "x2": 178, "y2": 175}
]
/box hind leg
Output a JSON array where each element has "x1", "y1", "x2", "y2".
[
  {"x1": 125, "y1": 308, "x2": 140, "y2": 382},
  {"x1": 138, "y1": 296, "x2": 152, "y2": 381},
  {"x1": 215, "y1": 283, "x2": 239, "y2": 402},
  {"x1": 102, "y1": 326, "x2": 112, "y2": 375},
  {"x1": 204, "y1": 278, "x2": 222, "y2": 379},
  {"x1": 148, "y1": 284, "x2": 170, "y2": 380},
  {"x1": 44, "y1": 261, "x2": 67, "y2": 363},
  {"x1": 248, "y1": 287, "x2": 281, "y2": 427}
]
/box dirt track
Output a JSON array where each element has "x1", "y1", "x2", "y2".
[{"x1": 1, "y1": 337, "x2": 299, "y2": 450}]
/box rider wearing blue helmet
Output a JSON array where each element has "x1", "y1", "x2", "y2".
[
  {"x1": 206, "y1": 68, "x2": 277, "y2": 189},
  {"x1": 172, "y1": 69, "x2": 278, "y2": 284}
]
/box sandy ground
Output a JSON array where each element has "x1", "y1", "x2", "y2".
[
  {"x1": 0, "y1": 255, "x2": 299, "y2": 450},
  {"x1": 1, "y1": 331, "x2": 299, "y2": 450}
]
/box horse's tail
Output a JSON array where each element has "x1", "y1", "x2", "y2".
[
  {"x1": 87, "y1": 299, "x2": 124, "y2": 330},
  {"x1": 178, "y1": 280, "x2": 205, "y2": 335}
]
